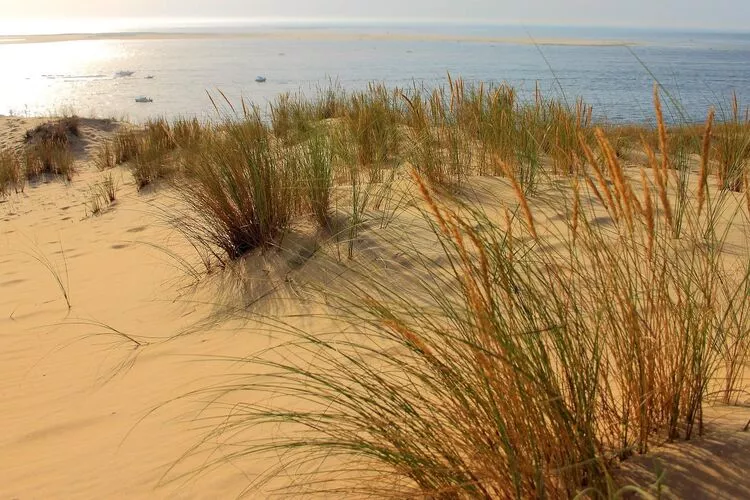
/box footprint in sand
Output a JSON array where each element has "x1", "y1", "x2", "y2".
[{"x1": 0, "y1": 279, "x2": 26, "y2": 287}]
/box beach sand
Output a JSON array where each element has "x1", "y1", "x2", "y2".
[
  {"x1": 0, "y1": 116, "x2": 287, "y2": 498},
  {"x1": 0, "y1": 115, "x2": 748, "y2": 498}
]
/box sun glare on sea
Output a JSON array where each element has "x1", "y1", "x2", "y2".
[{"x1": 0, "y1": 40, "x2": 120, "y2": 115}]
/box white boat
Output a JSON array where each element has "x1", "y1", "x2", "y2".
[
  {"x1": 115, "y1": 70, "x2": 135, "y2": 77},
  {"x1": 255, "y1": 76, "x2": 267, "y2": 83},
  {"x1": 135, "y1": 96, "x2": 153, "y2": 103}
]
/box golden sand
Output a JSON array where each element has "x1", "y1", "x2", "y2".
[{"x1": 0, "y1": 116, "x2": 748, "y2": 498}]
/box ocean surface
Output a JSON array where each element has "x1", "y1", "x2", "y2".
[{"x1": 1, "y1": 19, "x2": 749, "y2": 124}]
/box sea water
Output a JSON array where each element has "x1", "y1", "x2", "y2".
[{"x1": 0, "y1": 19, "x2": 748, "y2": 123}]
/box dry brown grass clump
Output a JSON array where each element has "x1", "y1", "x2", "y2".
[
  {"x1": 94, "y1": 142, "x2": 116, "y2": 171},
  {"x1": 131, "y1": 136, "x2": 175, "y2": 189},
  {"x1": 112, "y1": 129, "x2": 142, "y2": 165},
  {"x1": 85, "y1": 173, "x2": 118, "y2": 216},
  {"x1": 172, "y1": 117, "x2": 205, "y2": 151},
  {"x1": 21, "y1": 117, "x2": 81, "y2": 181},
  {"x1": 25, "y1": 142, "x2": 75, "y2": 181},
  {"x1": 270, "y1": 92, "x2": 317, "y2": 143},
  {"x1": 172, "y1": 111, "x2": 303, "y2": 264},
  {"x1": 0, "y1": 149, "x2": 25, "y2": 195},
  {"x1": 24, "y1": 116, "x2": 80, "y2": 145},
  {"x1": 342, "y1": 85, "x2": 401, "y2": 180}
]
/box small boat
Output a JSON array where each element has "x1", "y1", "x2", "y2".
[
  {"x1": 255, "y1": 76, "x2": 267, "y2": 83},
  {"x1": 115, "y1": 70, "x2": 135, "y2": 77},
  {"x1": 135, "y1": 96, "x2": 153, "y2": 103},
  {"x1": 145, "y1": 75, "x2": 155, "y2": 79}
]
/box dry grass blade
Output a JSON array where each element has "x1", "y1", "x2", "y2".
[
  {"x1": 27, "y1": 241, "x2": 71, "y2": 310},
  {"x1": 653, "y1": 84, "x2": 670, "y2": 186},
  {"x1": 501, "y1": 162, "x2": 537, "y2": 239},
  {"x1": 698, "y1": 108, "x2": 715, "y2": 217}
]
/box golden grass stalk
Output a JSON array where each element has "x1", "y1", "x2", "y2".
[
  {"x1": 94, "y1": 142, "x2": 116, "y2": 171},
  {"x1": 571, "y1": 176, "x2": 580, "y2": 244},
  {"x1": 581, "y1": 135, "x2": 618, "y2": 220},
  {"x1": 503, "y1": 205, "x2": 514, "y2": 263},
  {"x1": 411, "y1": 169, "x2": 449, "y2": 237},
  {"x1": 501, "y1": 162, "x2": 537, "y2": 239},
  {"x1": 653, "y1": 84, "x2": 670, "y2": 186},
  {"x1": 698, "y1": 108, "x2": 715, "y2": 218},
  {"x1": 644, "y1": 140, "x2": 674, "y2": 230},
  {"x1": 640, "y1": 169, "x2": 655, "y2": 259},
  {"x1": 596, "y1": 128, "x2": 633, "y2": 230}
]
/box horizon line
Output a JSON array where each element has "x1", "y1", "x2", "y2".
[{"x1": 1, "y1": 17, "x2": 749, "y2": 34}]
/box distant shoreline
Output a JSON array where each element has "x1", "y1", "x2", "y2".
[{"x1": 0, "y1": 30, "x2": 636, "y2": 47}]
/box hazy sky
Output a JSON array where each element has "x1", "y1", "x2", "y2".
[{"x1": 1, "y1": 0, "x2": 749, "y2": 31}]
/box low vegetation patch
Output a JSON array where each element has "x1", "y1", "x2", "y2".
[
  {"x1": 0, "y1": 149, "x2": 25, "y2": 196},
  {"x1": 20, "y1": 117, "x2": 82, "y2": 181},
  {"x1": 173, "y1": 111, "x2": 302, "y2": 264},
  {"x1": 152, "y1": 79, "x2": 750, "y2": 497},
  {"x1": 85, "y1": 173, "x2": 118, "y2": 216},
  {"x1": 131, "y1": 136, "x2": 176, "y2": 189},
  {"x1": 94, "y1": 142, "x2": 116, "y2": 171},
  {"x1": 112, "y1": 129, "x2": 142, "y2": 165},
  {"x1": 24, "y1": 116, "x2": 80, "y2": 145}
]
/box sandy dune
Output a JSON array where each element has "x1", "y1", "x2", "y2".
[
  {"x1": 0, "y1": 117, "x2": 282, "y2": 498},
  {"x1": 1, "y1": 115, "x2": 749, "y2": 498}
]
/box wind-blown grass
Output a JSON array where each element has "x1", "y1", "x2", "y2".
[
  {"x1": 84, "y1": 79, "x2": 750, "y2": 497},
  {"x1": 131, "y1": 135, "x2": 176, "y2": 189},
  {"x1": 172, "y1": 110, "x2": 301, "y2": 265},
  {"x1": 715, "y1": 91, "x2": 750, "y2": 192},
  {"x1": 112, "y1": 128, "x2": 142, "y2": 165},
  {"x1": 299, "y1": 129, "x2": 335, "y2": 228},
  {"x1": 166, "y1": 88, "x2": 750, "y2": 497},
  {"x1": 94, "y1": 141, "x2": 116, "y2": 171}
]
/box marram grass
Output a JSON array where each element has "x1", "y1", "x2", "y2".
[{"x1": 148, "y1": 80, "x2": 750, "y2": 498}]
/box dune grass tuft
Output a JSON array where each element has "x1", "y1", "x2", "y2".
[
  {"x1": 24, "y1": 116, "x2": 80, "y2": 145},
  {"x1": 85, "y1": 173, "x2": 118, "y2": 216},
  {"x1": 130, "y1": 135, "x2": 176, "y2": 189},
  {"x1": 163, "y1": 83, "x2": 750, "y2": 497},
  {"x1": 25, "y1": 141, "x2": 75, "y2": 181},
  {"x1": 298, "y1": 129, "x2": 335, "y2": 228},
  {"x1": 715, "y1": 91, "x2": 750, "y2": 192},
  {"x1": 94, "y1": 142, "x2": 116, "y2": 171},
  {"x1": 172, "y1": 110, "x2": 302, "y2": 265},
  {"x1": 112, "y1": 129, "x2": 142, "y2": 165},
  {"x1": 0, "y1": 149, "x2": 25, "y2": 196}
]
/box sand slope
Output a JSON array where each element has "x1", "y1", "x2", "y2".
[
  {"x1": 0, "y1": 117, "x2": 269, "y2": 498},
  {"x1": 1, "y1": 116, "x2": 749, "y2": 498}
]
